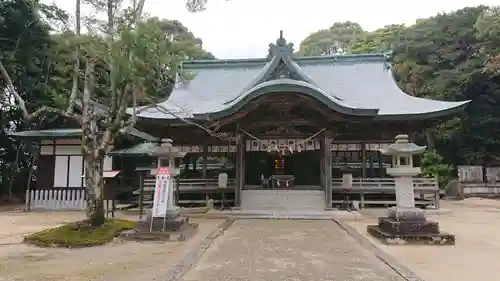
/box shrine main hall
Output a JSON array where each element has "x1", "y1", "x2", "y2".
[
  {"x1": 14, "y1": 32, "x2": 469, "y2": 211},
  {"x1": 128, "y1": 32, "x2": 468, "y2": 209}
]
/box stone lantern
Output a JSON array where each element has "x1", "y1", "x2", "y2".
[
  {"x1": 381, "y1": 134, "x2": 426, "y2": 215},
  {"x1": 367, "y1": 134, "x2": 455, "y2": 245},
  {"x1": 149, "y1": 138, "x2": 185, "y2": 219},
  {"x1": 152, "y1": 138, "x2": 184, "y2": 168},
  {"x1": 127, "y1": 138, "x2": 194, "y2": 237}
]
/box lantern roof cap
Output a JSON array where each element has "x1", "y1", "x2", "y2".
[{"x1": 379, "y1": 134, "x2": 426, "y2": 155}]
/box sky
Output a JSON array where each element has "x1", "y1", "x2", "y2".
[{"x1": 49, "y1": 0, "x2": 497, "y2": 59}]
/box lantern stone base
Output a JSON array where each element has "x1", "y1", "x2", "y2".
[
  {"x1": 119, "y1": 207, "x2": 197, "y2": 242},
  {"x1": 367, "y1": 207, "x2": 455, "y2": 246},
  {"x1": 120, "y1": 221, "x2": 198, "y2": 242},
  {"x1": 136, "y1": 215, "x2": 190, "y2": 232}
]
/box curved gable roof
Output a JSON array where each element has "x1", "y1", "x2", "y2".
[
  {"x1": 131, "y1": 31, "x2": 469, "y2": 121},
  {"x1": 196, "y1": 78, "x2": 378, "y2": 120}
]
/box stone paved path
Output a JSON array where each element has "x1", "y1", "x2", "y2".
[{"x1": 180, "y1": 219, "x2": 405, "y2": 281}]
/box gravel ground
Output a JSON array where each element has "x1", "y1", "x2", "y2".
[
  {"x1": 0, "y1": 211, "x2": 223, "y2": 281},
  {"x1": 349, "y1": 200, "x2": 500, "y2": 281},
  {"x1": 180, "y1": 219, "x2": 405, "y2": 281}
]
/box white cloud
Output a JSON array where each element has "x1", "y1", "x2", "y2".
[{"x1": 49, "y1": 0, "x2": 495, "y2": 58}]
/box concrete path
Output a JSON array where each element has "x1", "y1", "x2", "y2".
[{"x1": 181, "y1": 219, "x2": 405, "y2": 281}]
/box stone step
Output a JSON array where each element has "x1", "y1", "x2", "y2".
[{"x1": 241, "y1": 190, "x2": 326, "y2": 211}]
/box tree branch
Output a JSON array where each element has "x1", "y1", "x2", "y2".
[
  {"x1": 81, "y1": 60, "x2": 95, "y2": 156},
  {"x1": 66, "y1": 0, "x2": 81, "y2": 114},
  {"x1": 0, "y1": 59, "x2": 80, "y2": 122},
  {"x1": 106, "y1": 0, "x2": 117, "y2": 119}
]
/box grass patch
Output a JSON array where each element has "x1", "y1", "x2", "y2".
[{"x1": 24, "y1": 219, "x2": 135, "y2": 248}]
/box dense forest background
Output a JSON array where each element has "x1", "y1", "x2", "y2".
[{"x1": 1, "y1": 1, "x2": 499, "y2": 199}]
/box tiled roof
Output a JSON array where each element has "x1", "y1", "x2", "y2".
[
  {"x1": 107, "y1": 142, "x2": 158, "y2": 156},
  {"x1": 132, "y1": 33, "x2": 469, "y2": 121},
  {"x1": 9, "y1": 128, "x2": 158, "y2": 142}
]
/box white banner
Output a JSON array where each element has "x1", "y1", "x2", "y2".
[{"x1": 152, "y1": 167, "x2": 171, "y2": 217}]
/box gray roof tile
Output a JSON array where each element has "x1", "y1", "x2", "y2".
[
  {"x1": 9, "y1": 128, "x2": 158, "y2": 142},
  {"x1": 132, "y1": 34, "x2": 469, "y2": 121}
]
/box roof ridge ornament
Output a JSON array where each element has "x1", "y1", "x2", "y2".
[{"x1": 267, "y1": 30, "x2": 294, "y2": 60}]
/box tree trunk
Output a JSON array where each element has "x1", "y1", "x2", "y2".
[
  {"x1": 84, "y1": 154, "x2": 105, "y2": 226},
  {"x1": 425, "y1": 128, "x2": 435, "y2": 150}
]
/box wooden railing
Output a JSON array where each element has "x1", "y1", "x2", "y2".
[
  {"x1": 135, "y1": 177, "x2": 236, "y2": 211},
  {"x1": 135, "y1": 176, "x2": 440, "y2": 209},
  {"x1": 177, "y1": 178, "x2": 236, "y2": 190},
  {"x1": 135, "y1": 177, "x2": 236, "y2": 194},
  {"x1": 330, "y1": 177, "x2": 440, "y2": 209},
  {"x1": 331, "y1": 177, "x2": 438, "y2": 191},
  {"x1": 461, "y1": 182, "x2": 500, "y2": 196}
]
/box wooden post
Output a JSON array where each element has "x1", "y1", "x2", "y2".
[
  {"x1": 378, "y1": 151, "x2": 383, "y2": 177},
  {"x1": 434, "y1": 173, "x2": 440, "y2": 209},
  {"x1": 242, "y1": 139, "x2": 246, "y2": 190},
  {"x1": 361, "y1": 141, "x2": 367, "y2": 178},
  {"x1": 320, "y1": 140, "x2": 325, "y2": 189},
  {"x1": 192, "y1": 155, "x2": 198, "y2": 172},
  {"x1": 138, "y1": 171, "x2": 145, "y2": 220},
  {"x1": 175, "y1": 176, "x2": 180, "y2": 206},
  {"x1": 324, "y1": 132, "x2": 333, "y2": 210},
  {"x1": 202, "y1": 144, "x2": 208, "y2": 178},
  {"x1": 234, "y1": 133, "x2": 243, "y2": 209},
  {"x1": 183, "y1": 154, "x2": 189, "y2": 174}
]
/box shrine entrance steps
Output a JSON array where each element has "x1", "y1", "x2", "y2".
[{"x1": 240, "y1": 189, "x2": 326, "y2": 212}]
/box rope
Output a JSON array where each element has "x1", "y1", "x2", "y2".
[
  {"x1": 240, "y1": 128, "x2": 325, "y2": 154},
  {"x1": 153, "y1": 104, "x2": 235, "y2": 142},
  {"x1": 148, "y1": 103, "x2": 326, "y2": 153}
]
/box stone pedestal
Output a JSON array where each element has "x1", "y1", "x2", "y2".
[
  {"x1": 367, "y1": 134, "x2": 455, "y2": 245},
  {"x1": 367, "y1": 205, "x2": 455, "y2": 245},
  {"x1": 120, "y1": 207, "x2": 198, "y2": 242},
  {"x1": 135, "y1": 207, "x2": 188, "y2": 232}
]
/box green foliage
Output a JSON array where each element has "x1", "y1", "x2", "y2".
[
  {"x1": 299, "y1": 6, "x2": 500, "y2": 167},
  {"x1": 474, "y1": 6, "x2": 500, "y2": 75},
  {"x1": 0, "y1": 0, "x2": 55, "y2": 197},
  {"x1": 297, "y1": 21, "x2": 365, "y2": 56},
  {"x1": 0, "y1": 0, "x2": 215, "y2": 201},
  {"x1": 421, "y1": 150, "x2": 453, "y2": 188},
  {"x1": 24, "y1": 219, "x2": 135, "y2": 248}
]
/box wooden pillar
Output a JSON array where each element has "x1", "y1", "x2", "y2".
[
  {"x1": 434, "y1": 173, "x2": 440, "y2": 209},
  {"x1": 324, "y1": 132, "x2": 333, "y2": 210},
  {"x1": 242, "y1": 140, "x2": 246, "y2": 189},
  {"x1": 138, "y1": 171, "x2": 145, "y2": 220},
  {"x1": 234, "y1": 133, "x2": 243, "y2": 208},
  {"x1": 175, "y1": 176, "x2": 180, "y2": 206},
  {"x1": 183, "y1": 154, "x2": 189, "y2": 174},
  {"x1": 202, "y1": 144, "x2": 208, "y2": 178},
  {"x1": 361, "y1": 141, "x2": 367, "y2": 178},
  {"x1": 192, "y1": 155, "x2": 197, "y2": 171},
  {"x1": 319, "y1": 141, "x2": 325, "y2": 188}
]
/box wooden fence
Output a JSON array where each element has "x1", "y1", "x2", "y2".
[
  {"x1": 25, "y1": 189, "x2": 114, "y2": 212},
  {"x1": 458, "y1": 166, "x2": 500, "y2": 196},
  {"x1": 134, "y1": 177, "x2": 237, "y2": 208},
  {"x1": 330, "y1": 177, "x2": 440, "y2": 208},
  {"x1": 331, "y1": 177, "x2": 438, "y2": 191}
]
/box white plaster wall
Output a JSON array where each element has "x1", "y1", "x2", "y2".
[
  {"x1": 68, "y1": 156, "x2": 84, "y2": 187},
  {"x1": 41, "y1": 139, "x2": 114, "y2": 188},
  {"x1": 54, "y1": 155, "x2": 69, "y2": 187},
  {"x1": 103, "y1": 155, "x2": 113, "y2": 171}
]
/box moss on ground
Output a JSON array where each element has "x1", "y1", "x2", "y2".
[{"x1": 24, "y1": 219, "x2": 135, "y2": 248}]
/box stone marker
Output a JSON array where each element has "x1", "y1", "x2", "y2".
[{"x1": 367, "y1": 134, "x2": 455, "y2": 245}]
